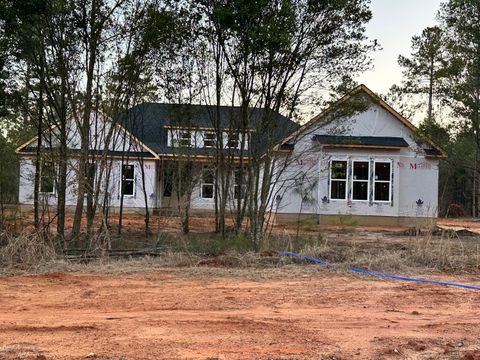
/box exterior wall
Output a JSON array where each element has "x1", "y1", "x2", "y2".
[
  {"x1": 18, "y1": 114, "x2": 160, "y2": 211},
  {"x1": 25, "y1": 114, "x2": 145, "y2": 154},
  {"x1": 398, "y1": 156, "x2": 438, "y2": 217},
  {"x1": 272, "y1": 103, "x2": 439, "y2": 219},
  {"x1": 191, "y1": 180, "x2": 216, "y2": 210},
  {"x1": 18, "y1": 156, "x2": 158, "y2": 210},
  {"x1": 190, "y1": 164, "x2": 238, "y2": 212}
]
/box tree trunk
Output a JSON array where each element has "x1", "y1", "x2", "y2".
[
  {"x1": 56, "y1": 81, "x2": 68, "y2": 247},
  {"x1": 427, "y1": 56, "x2": 434, "y2": 123},
  {"x1": 139, "y1": 159, "x2": 150, "y2": 234},
  {"x1": 181, "y1": 197, "x2": 190, "y2": 235},
  {"x1": 56, "y1": 118, "x2": 67, "y2": 247},
  {"x1": 72, "y1": 0, "x2": 101, "y2": 239},
  {"x1": 33, "y1": 92, "x2": 43, "y2": 229}
]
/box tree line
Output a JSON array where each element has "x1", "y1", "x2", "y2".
[{"x1": 386, "y1": 0, "x2": 480, "y2": 218}]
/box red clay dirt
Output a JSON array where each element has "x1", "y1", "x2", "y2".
[{"x1": 0, "y1": 268, "x2": 479, "y2": 359}]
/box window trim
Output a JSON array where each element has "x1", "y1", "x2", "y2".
[
  {"x1": 200, "y1": 165, "x2": 215, "y2": 199},
  {"x1": 121, "y1": 164, "x2": 136, "y2": 198},
  {"x1": 373, "y1": 160, "x2": 393, "y2": 203},
  {"x1": 351, "y1": 160, "x2": 370, "y2": 202},
  {"x1": 329, "y1": 159, "x2": 348, "y2": 201},
  {"x1": 39, "y1": 160, "x2": 56, "y2": 195}
]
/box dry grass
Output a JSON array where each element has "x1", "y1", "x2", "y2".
[
  {"x1": 0, "y1": 231, "x2": 57, "y2": 271},
  {"x1": 295, "y1": 226, "x2": 480, "y2": 274},
  {"x1": 0, "y1": 224, "x2": 479, "y2": 277},
  {"x1": 0, "y1": 252, "x2": 316, "y2": 281}
]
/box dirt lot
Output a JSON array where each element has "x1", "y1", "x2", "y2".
[
  {"x1": 1, "y1": 266, "x2": 480, "y2": 360},
  {"x1": 1, "y1": 215, "x2": 480, "y2": 359}
]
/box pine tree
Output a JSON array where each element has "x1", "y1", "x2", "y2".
[
  {"x1": 395, "y1": 26, "x2": 448, "y2": 125},
  {"x1": 440, "y1": 0, "x2": 480, "y2": 216}
]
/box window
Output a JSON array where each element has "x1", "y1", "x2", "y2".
[
  {"x1": 122, "y1": 164, "x2": 135, "y2": 196},
  {"x1": 329, "y1": 160, "x2": 347, "y2": 200},
  {"x1": 233, "y1": 166, "x2": 246, "y2": 199},
  {"x1": 374, "y1": 161, "x2": 391, "y2": 202},
  {"x1": 40, "y1": 161, "x2": 55, "y2": 194},
  {"x1": 168, "y1": 129, "x2": 199, "y2": 148},
  {"x1": 86, "y1": 163, "x2": 96, "y2": 193},
  {"x1": 226, "y1": 132, "x2": 239, "y2": 149},
  {"x1": 167, "y1": 130, "x2": 176, "y2": 147},
  {"x1": 163, "y1": 167, "x2": 173, "y2": 197},
  {"x1": 203, "y1": 131, "x2": 216, "y2": 148},
  {"x1": 179, "y1": 131, "x2": 192, "y2": 147},
  {"x1": 352, "y1": 161, "x2": 369, "y2": 201},
  {"x1": 201, "y1": 166, "x2": 214, "y2": 199}
]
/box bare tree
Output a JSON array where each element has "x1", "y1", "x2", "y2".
[{"x1": 200, "y1": 0, "x2": 377, "y2": 248}]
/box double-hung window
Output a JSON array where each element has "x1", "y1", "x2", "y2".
[
  {"x1": 163, "y1": 167, "x2": 173, "y2": 197},
  {"x1": 203, "y1": 131, "x2": 216, "y2": 148},
  {"x1": 330, "y1": 160, "x2": 347, "y2": 200},
  {"x1": 40, "y1": 160, "x2": 55, "y2": 194},
  {"x1": 226, "y1": 132, "x2": 239, "y2": 149},
  {"x1": 122, "y1": 164, "x2": 135, "y2": 197},
  {"x1": 201, "y1": 166, "x2": 215, "y2": 199},
  {"x1": 352, "y1": 161, "x2": 369, "y2": 201},
  {"x1": 86, "y1": 162, "x2": 96, "y2": 193},
  {"x1": 233, "y1": 166, "x2": 246, "y2": 199},
  {"x1": 374, "y1": 161, "x2": 392, "y2": 202},
  {"x1": 179, "y1": 131, "x2": 192, "y2": 147}
]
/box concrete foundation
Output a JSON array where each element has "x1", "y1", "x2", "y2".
[
  {"x1": 15, "y1": 204, "x2": 437, "y2": 228},
  {"x1": 272, "y1": 213, "x2": 437, "y2": 228}
]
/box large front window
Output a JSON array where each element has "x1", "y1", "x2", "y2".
[
  {"x1": 352, "y1": 161, "x2": 369, "y2": 201},
  {"x1": 374, "y1": 161, "x2": 391, "y2": 202},
  {"x1": 328, "y1": 159, "x2": 392, "y2": 203},
  {"x1": 330, "y1": 160, "x2": 347, "y2": 200}
]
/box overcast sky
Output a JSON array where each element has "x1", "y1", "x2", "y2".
[{"x1": 355, "y1": 0, "x2": 444, "y2": 96}]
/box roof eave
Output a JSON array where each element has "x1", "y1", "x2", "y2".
[{"x1": 319, "y1": 144, "x2": 406, "y2": 150}]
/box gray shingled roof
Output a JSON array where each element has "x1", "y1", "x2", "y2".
[
  {"x1": 312, "y1": 135, "x2": 409, "y2": 148},
  {"x1": 121, "y1": 103, "x2": 300, "y2": 155}
]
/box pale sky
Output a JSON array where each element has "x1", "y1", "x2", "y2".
[{"x1": 356, "y1": 0, "x2": 444, "y2": 96}]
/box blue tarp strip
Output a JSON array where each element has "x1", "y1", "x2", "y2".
[{"x1": 276, "y1": 250, "x2": 480, "y2": 291}]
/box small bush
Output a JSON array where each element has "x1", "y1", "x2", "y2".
[
  {"x1": 446, "y1": 203, "x2": 465, "y2": 218},
  {"x1": 208, "y1": 234, "x2": 254, "y2": 255},
  {"x1": 0, "y1": 232, "x2": 57, "y2": 269}
]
